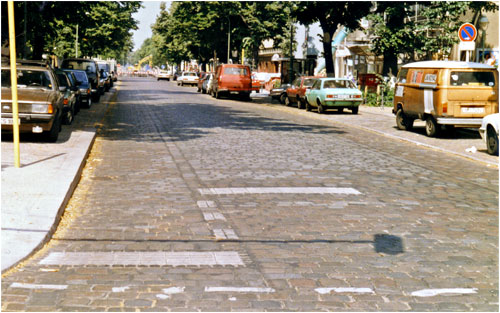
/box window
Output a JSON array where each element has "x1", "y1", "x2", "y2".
[
  {"x1": 57, "y1": 74, "x2": 69, "y2": 87},
  {"x1": 63, "y1": 61, "x2": 95, "y2": 72},
  {"x1": 292, "y1": 78, "x2": 301, "y2": 86},
  {"x1": 450, "y1": 71, "x2": 496, "y2": 87},
  {"x1": 397, "y1": 68, "x2": 409, "y2": 83},
  {"x1": 303, "y1": 78, "x2": 317, "y2": 87},
  {"x1": 1, "y1": 69, "x2": 52, "y2": 89},
  {"x1": 323, "y1": 79, "x2": 354, "y2": 89},
  {"x1": 72, "y1": 71, "x2": 88, "y2": 83},
  {"x1": 312, "y1": 80, "x2": 321, "y2": 90},
  {"x1": 223, "y1": 67, "x2": 248, "y2": 75}
]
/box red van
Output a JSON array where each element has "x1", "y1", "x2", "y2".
[{"x1": 212, "y1": 64, "x2": 252, "y2": 100}]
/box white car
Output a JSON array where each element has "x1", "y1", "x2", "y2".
[
  {"x1": 479, "y1": 113, "x2": 499, "y2": 155},
  {"x1": 157, "y1": 70, "x2": 171, "y2": 81},
  {"x1": 177, "y1": 72, "x2": 199, "y2": 86}
]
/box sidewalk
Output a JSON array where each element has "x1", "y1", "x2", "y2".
[{"x1": 1, "y1": 87, "x2": 116, "y2": 273}]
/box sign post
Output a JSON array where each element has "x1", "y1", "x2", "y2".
[
  {"x1": 8, "y1": 1, "x2": 20, "y2": 168},
  {"x1": 458, "y1": 23, "x2": 477, "y2": 62}
]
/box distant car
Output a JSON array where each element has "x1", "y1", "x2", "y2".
[
  {"x1": 55, "y1": 69, "x2": 79, "y2": 125},
  {"x1": 197, "y1": 72, "x2": 208, "y2": 92},
  {"x1": 479, "y1": 113, "x2": 499, "y2": 155},
  {"x1": 157, "y1": 70, "x2": 171, "y2": 81},
  {"x1": 212, "y1": 64, "x2": 252, "y2": 100},
  {"x1": 286, "y1": 76, "x2": 321, "y2": 109},
  {"x1": 270, "y1": 81, "x2": 291, "y2": 104},
  {"x1": 99, "y1": 70, "x2": 111, "y2": 92},
  {"x1": 61, "y1": 69, "x2": 82, "y2": 114},
  {"x1": 61, "y1": 58, "x2": 102, "y2": 102},
  {"x1": 1, "y1": 60, "x2": 64, "y2": 142},
  {"x1": 203, "y1": 73, "x2": 214, "y2": 94},
  {"x1": 305, "y1": 78, "x2": 362, "y2": 114},
  {"x1": 67, "y1": 69, "x2": 92, "y2": 108},
  {"x1": 177, "y1": 71, "x2": 199, "y2": 86}
]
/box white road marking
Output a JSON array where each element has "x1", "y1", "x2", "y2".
[
  {"x1": 315, "y1": 287, "x2": 375, "y2": 294},
  {"x1": 198, "y1": 187, "x2": 361, "y2": 195},
  {"x1": 411, "y1": 288, "x2": 478, "y2": 297},
  {"x1": 156, "y1": 294, "x2": 169, "y2": 299},
  {"x1": 205, "y1": 287, "x2": 275, "y2": 293},
  {"x1": 197, "y1": 201, "x2": 216, "y2": 208},
  {"x1": 112, "y1": 286, "x2": 130, "y2": 292},
  {"x1": 213, "y1": 229, "x2": 239, "y2": 240},
  {"x1": 162, "y1": 286, "x2": 185, "y2": 294},
  {"x1": 203, "y1": 212, "x2": 226, "y2": 221},
  {"x1": 40, "y1": 251, "x2": 244, "y2": 267},
  {"x1": 10, "y1": 282, "x2": 68, "y2": 290}
]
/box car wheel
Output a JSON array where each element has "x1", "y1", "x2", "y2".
[
  {"x1": 284, "y1": 96, "x2": 291, "y2": 107},
  {"x1": 305, "y1": 99, "x2": 312, "y2": 111},
  {"x1": 63, "y1": 106, "x2": 74, "y2": 125},
  {"x1": 317, "y1": 100, "x2": 324, "y2": 114},
  {"x1": 45, "y1": 113, "x2": 61, "y2": 142},
  {"x1": 337, "y1": 107, "x2": 343, "y2": 113},
  {"x1": 351, "y1": 106, "x2": 359, "y2": 114},
  {"x1": 279, "y1": 93, "x2": 286, "y2": 104},
  {"x1": 215, "y1": 90, "x2": 221, "y2": 99},
  {"x1": 425, "y1": 116, "x2": 440, "y2": 137},
  {"x1": 297, "y1": 97, "x2": 303, "y2": 109},
  {"x1": 486, "y1": 125, "x2": 499, "y2": 155},
  {"x1": 86, "y1": 97, "x2": 92, "y2": 109}
]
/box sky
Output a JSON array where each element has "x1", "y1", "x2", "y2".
[{"x1": 131, "y1": 1, "x2": 171, "y2": 51}]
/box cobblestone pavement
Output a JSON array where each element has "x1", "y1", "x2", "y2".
[{"x1": 2, "y1": 77, "x2": 498, "y2": 311}]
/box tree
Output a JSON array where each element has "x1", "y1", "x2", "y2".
[
  {"x1": 293, "y1": 1, "x2": 372, "y2": 76},
  {"x1": 1, "y1": 1, "x2": 141, "y2": 60}
]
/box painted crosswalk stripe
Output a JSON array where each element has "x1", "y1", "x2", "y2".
[
  {"x1": 198, "y1": 187, "x2": 361, "y2": 195},
  {"x1": 197, "y1": 200, "x2": 216, "y2": 208},
  {"x1": 10, "y1": 282, "x2": 68, "y2": 290},
  {"x1": 315, "y1": 287, "x2": 375, "y2": 294},
  {"x1": 205, "y1": 287, "x2": 275, "y2": 293},
  {"x1": 411, "y1": 288, "x2": 478, "y2": 297},
  {"x1": 203, "y1": 212, "x2": 226, "y2": 221},
  {"x1": 40, "y1": 251, "x2": 244, "y2": 267},
  {"x1": 213, "y1": 228, "x2": 239, "y2": 240}
]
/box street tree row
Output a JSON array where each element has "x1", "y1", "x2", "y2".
[
  {"x1": 1, "y1": 1, "x2": 141, "y2": 62},
  {"x1": 145, "y1": 1, "x2": 497, "y2": 76}
]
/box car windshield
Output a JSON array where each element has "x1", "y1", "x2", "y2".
[
  {"x1": 303, "y1": 78, "x2": 317, "y2": 87},
  {"x1": 185, "y1": 72, "x2": 197, "y2": 76},
  {"x1": 224, "y1": 67, "x2": 248, "y2": 75},
  {"x1": 72, "y1": 71, "x2": 88, "y2": 83},
  {"x1": 323, "y1": 79, "x2": 354, "y2": 89},
  {"x1": 63, "y1": 60, "x2": 96, "y2": 72},
  {"x1": 450, "y1": 71, "x2": 496, "y2": 87},
  {"x1": 1, "y1": 69, "x2": 53, "y2": 89}
]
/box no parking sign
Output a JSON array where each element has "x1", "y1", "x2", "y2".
[{"x1": 458, "y1": 23, "x2": 477, "y2": 42}]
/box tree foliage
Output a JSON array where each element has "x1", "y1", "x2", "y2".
[
  {"x1": 1, "y1": 1, "x2": 141, "y2": 60},
  {"x1": 293, "y1": 1, "x2": 372, "y2": 76}
]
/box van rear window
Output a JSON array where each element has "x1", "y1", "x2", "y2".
[
  {"x1": 224, "y1": 67, "x2": 248, "y2": 75},
  {"x1": 450, "y1": 71, "x2": 496, "y2": 87}
]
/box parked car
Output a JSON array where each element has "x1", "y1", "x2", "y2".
[
  {"x1": 62, "y1": 69, "x2": 82, "y2": 114},
  {"x1": 157, "y1": 70, "x2": 171, "y2": 81},
  {"x1": 1, "y1": 60, "x2": 64, "y2": 142},
  {"x1": 197, "y1": 72, "x2": 208, "y2": 92},
  {"x1": 177, "y1": 71, "x2": 199, "y2": 86},
  {"x1": 305, "y1": 78, "x2": 363, "y2": 114},
  {"x1": 286, "y1": 76, "x2": 321, "y2": 109},
  {"x1": 212, "y1": 64, "x2": 252, "y2": 100},
  {"x1": 99, "y1": 69, "x2": 111, "y2": 92},
  {"x1": 55, "y1": 69, "x2": 78, "y2": 125},
  {"x1": 270, "y1": 80, "x2": 290, "y2": 104},
  {"x1": 203, "y1": 73, "x2": 214, "y2": 94},
  {"x1": 479, "y1": 113, "x2": 499, "y2": 155},
  {"x1": 393, "y1": 61, "x2": 499, "y2": 137},
  {"x1": 97, "y1": 61, "x2": 113, "y2": 87},
  {"x1": 61, "y1": 58, "x2": 102, "y2": 102},
  {"x1": 67, "y1": 69, "x2": 92, "y2": 108}
]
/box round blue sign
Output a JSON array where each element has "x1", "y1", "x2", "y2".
[{"x1": 458, "y1": 23, "x2": 477, "y2": 42}]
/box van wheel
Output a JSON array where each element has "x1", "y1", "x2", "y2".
[
  {"x1": 486, "y1": 125, "x2": 499, "y2": 155},
  {"x1": 425, "y1": 116, "x2": 440, "y2": 137},
  {"x1": 396, "y1": 109, "x2": 413, "y2": 131}
]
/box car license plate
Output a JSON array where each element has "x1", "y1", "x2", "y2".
[
  {"x1": 1, "y1": 118, "x2": 20, "y2": 125},
  {"x1": 230, "y1": 91, "x2": 239, "y2": 94},
  {"x1": 337, "y1": 94, "x2": 350, "y2": 99},
  {"x1": 461, "y1": 107, "x2": 484, "y2": 114}
]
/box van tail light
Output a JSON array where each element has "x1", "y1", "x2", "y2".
[
  {"x1": 48, "y1": 103, "x2": 53, "y2": 114},
  {"x1": 63, "y1": 99, "x2": 68, "y2": 105}
]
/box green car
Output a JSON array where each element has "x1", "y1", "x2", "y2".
[{"x1": 305, "y1": 78, "x2": 363, "y2": 114}]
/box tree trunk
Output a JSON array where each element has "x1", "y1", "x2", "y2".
[
  {"x1": 322, "y1": 31, "x2": 334, "y2": 77},
  {"x1": 382, "y1": 50, "x2": 398, "y2": 77}
]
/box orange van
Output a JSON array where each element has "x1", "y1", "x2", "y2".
[
  {"x1": 393, "y1": 61, "x2": 498, "y2": 137},
  {"x1": 212, "y1": 64, "x2": 252, "y2": 100}
]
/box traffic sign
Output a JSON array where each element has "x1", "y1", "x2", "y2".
[{"x1": 458, "y1": 23, "x2": 477, "y2": 42}]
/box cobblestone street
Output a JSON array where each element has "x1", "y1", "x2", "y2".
[{"x1": 1, "y1": 77, "x2": 498, "y2": 311}]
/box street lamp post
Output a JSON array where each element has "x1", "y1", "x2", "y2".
[
  {"x1": 227, "y1": 17, "x2": 230, "y2": 64},
  {"x1": 75, "y1": 23, "x2": 78, "y2": 58},
  {"x1": 479, "y1": 15, "x2": 489, "y2": 62}
]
